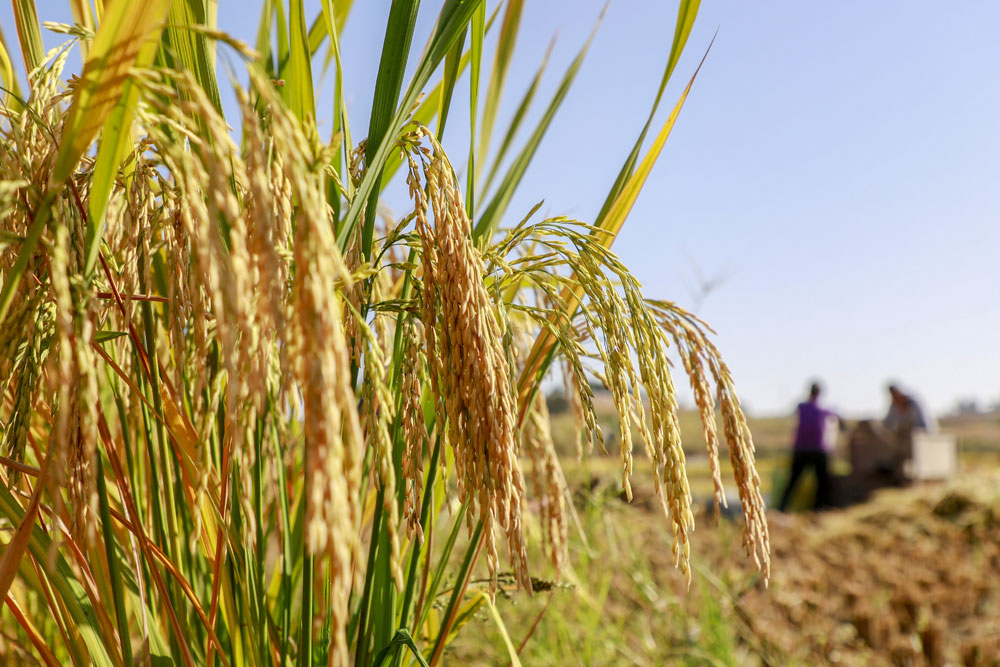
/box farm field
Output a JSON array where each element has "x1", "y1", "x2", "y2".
[
  {"x1": 1, "y1": 1, "x2": 997, "y2": 664},
  {"x1": 446, "y1": 410, "x2": 1000, "y2": 665}
]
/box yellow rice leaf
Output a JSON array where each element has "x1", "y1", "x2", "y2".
[
  {"x1": 86, "y1": 30, "x2": 160, "y2": 274},
  {"x1": 594, "y1": 49, "x2": 709, "y2": 244},
  {"x1": 0, "y1": 26, "x2": 22, "y2": 109},
  {"x1": 0, "y1": 461, "x2": 49, "y2": 605},
  {"x1": 50, "y1": 0, "x2": 172, "y2": 188},
  {"x1": 516, "y1": 49, "x2": 710, "y2": 412}
]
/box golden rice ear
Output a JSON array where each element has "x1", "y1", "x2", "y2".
[
  {"x1": 401, "y1": 319, "x2": 431, "y2": 543},
  {"x1": 48, "y1": 224, "x2": 100, "y2": 547},
  {"x1": 405, "y1": 128, "x2": 531, "y2": 598},
  {"x1": 648, "y1": 299, "x2": 771, "y2": 581},
  {"x1": 524, "y1": 390, "x2": 569, "y2": 577},
  {"x1": 485, "y1": 217, "x2": 770, "y2": 586}
]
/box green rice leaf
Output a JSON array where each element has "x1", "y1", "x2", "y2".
[
  {"x1": 255, "y1": 0, "x2": 275, "y2": 76},
  {"x1": 321, "y1": 0, "x2": 354, "y2": 183},
  {"x1": 480, "y1": 35, "x2": 554, "y2": 195},
  {"x1": 163, "y1": 0, "x2": 225, "y2": 118},
  {"x1": 86, "y1": 30, "x2": 160, "y2": 276},
  {"x1": 337, "y1": 0, "x2": 486, "y2": 251},
  {"x1": 515, "y1": 41, "x2": 713, "y2": 409},
  {"x1": 275, "y1": 0, "x2": 290, "y2": 106},
  {"x1": 595, "y1": 0, "x2": 700, "y2": 224},
  {"x1": 96, "y1": 458, "x2": 134, "y2": 667},
  {"x1": 51, "y1": 0, "x2": 172, "y2": 187},
  {"x1": 360, "y1": 0, "x2": 422, "y2": 258},
  {"x1": 472, "y1": 8, "x2": 604, "y2": 243},
  {"x1": 95, "y1": 330, "x2": 129, "y2": 343},
  {"x1": 597, "y1": 40, "x2": 711, "y2": 240},
  {"x1": 436, "y1": 23, "x2": 467, "y2": 141},
  {"x1": 466, "y1": 2, "x2": 485, "y2": 215},
  {"x1": 478, "y1": 0, "x2": 524, "y2": 172},
  {"x1": 288, "y1": 0, "x2": 315, "y2": 121},
  {"x1": 10, "y1": 0, "x2": 42, "y2": 87},
  {"x1": 381, "y1": 3, "x2": 498, "y2": 181},
  {"x1": 0, "y1": 25, "x2": 23, "y2": 108}
]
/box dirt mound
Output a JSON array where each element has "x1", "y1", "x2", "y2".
[{"x1": 736, "y1": 475, "x2": 1000, "y2": 665}]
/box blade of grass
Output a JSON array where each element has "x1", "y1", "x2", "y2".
[
  {"x1": 396, "y1": 434, "x2": 441, "y2": 629},
  {"x1": 594, "y1": 39, "x2": 713, "y2": 242},
  {"x1": 427, "y1": 520, "x2": 484, "y2": 666},
  {"x1": 336, "y1": 0, "x2": 486, "y2": 251},
  {"x1": 10, "y1": 0, "x2": 42, "y2": 85},
  {"x1": 86, "y1": 30, "x2": 160, "y2": 276},
  {"x1": 382, "y1": 2, "x2": 498, "y2": 178},
  {"x1": 0, "y1": 24, "x2": 25, "y2": 107},
  {"x1": 595, "y1": 0, "x2": 701, "y2": 224},
  {"x1": 255, "y1": 0, "x2": 275, "y2": 76},
  {"x1": 472, "y1": 6, "x2": 605, "y2": 243},
  {"x1": 515, "y1": 42, "x2": 713, "y2": 413},
  {"x1": 481, "y1": 592, "x2": 522, "y2": 667},
  {"x1": 465, "y1": 2, "x2": 485, "y2": 216},
  {"x1": 0, "y1": 451, "x2": 50, "y2": 607},
  {"x1": 51, "y1": 0, "x2": 172, "y2": 187},
  {"x1": 477, "y1": 0, "x2": 524, "y2": 173},
  {"x1": 372, "y1": 629, "x2": 429, "y2": 667},
  {"x1": 360, "y1": 0, "x2": 422, "y2": 259},
  {"x1": 163, "y1": 0, "x2": 225, "y2": 118},
  {"x1": 94, "y1": 408, "x2": 197, "y2": 667},
  {"x1": 4, "y1": 594, "x2": 60, "y2": 667},
  {"x1": 0, "y1": 479, "x2": 116, "y2": 667},
  {"x1": 96, "y1": 456, "x2": 134, "y2": 667},
  {"x1": 288, "y1": 0, "x2": 315, "y2": 121},
  {"x1": 354, "y1": 489, "x2": 384, "y2": 667},
  {"x1": 309, "y1": 0, "x2": 352, "y2": 57},
  {"x1": 0, "y1": 189, "x2": 53, "y2": 325},
  {"x1": 275, "y1": 0, "x2": 290, "y2": 105},
  {"x1": 321, "y1": 0, "x2": 354, "y2": 196},
  {"x1": 436, "y1": 23, "x2": 467, "y2": 141},
  {"x1": 480, "y1": 35, "x2": 554, "y2": 195}
]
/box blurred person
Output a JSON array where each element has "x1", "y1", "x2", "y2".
[
  {"x1": 881, "y1": 383, "x2": 935, "y2": 483},
  {"x1": 884, "y1": 383, "x2": 934, "y2": 437},
  {"x1": 777, "y1": 381, "x2": 840, "y2": 511}
]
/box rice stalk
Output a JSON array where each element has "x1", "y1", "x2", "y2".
[{"x1": 0, "y1": 4, "x2": 769, "y2": 664}]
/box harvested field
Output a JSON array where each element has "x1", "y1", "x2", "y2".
[{"x1": 451, "y1": 470, "x2": 1000, "y2": 665}]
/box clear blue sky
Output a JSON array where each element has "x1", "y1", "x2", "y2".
[{"x1": 4, "y1": 1, "x2": 999, "y2": 417}]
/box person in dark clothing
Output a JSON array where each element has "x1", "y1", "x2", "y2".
[{"x1": 777, "y1": 382, "x2": 838, "y2": 511}]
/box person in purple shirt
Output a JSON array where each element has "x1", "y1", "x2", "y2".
[{"x1": 777, "y1": 382, "x2": 839, "y2": 511}]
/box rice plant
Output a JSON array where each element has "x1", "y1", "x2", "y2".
[{"x1": 0, "y1": 1, "x2": 768, "y2": 664}]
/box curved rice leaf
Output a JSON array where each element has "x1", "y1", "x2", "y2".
[
  {"x1": 0, "y1": 25, "x2": 23, "y2": 109},
  {"x1": 595, "y1": 0, "x2": 701, "y2": 224},
  {"x1": 51, "y1": 0, "x2": 172, "y2": 187}
]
